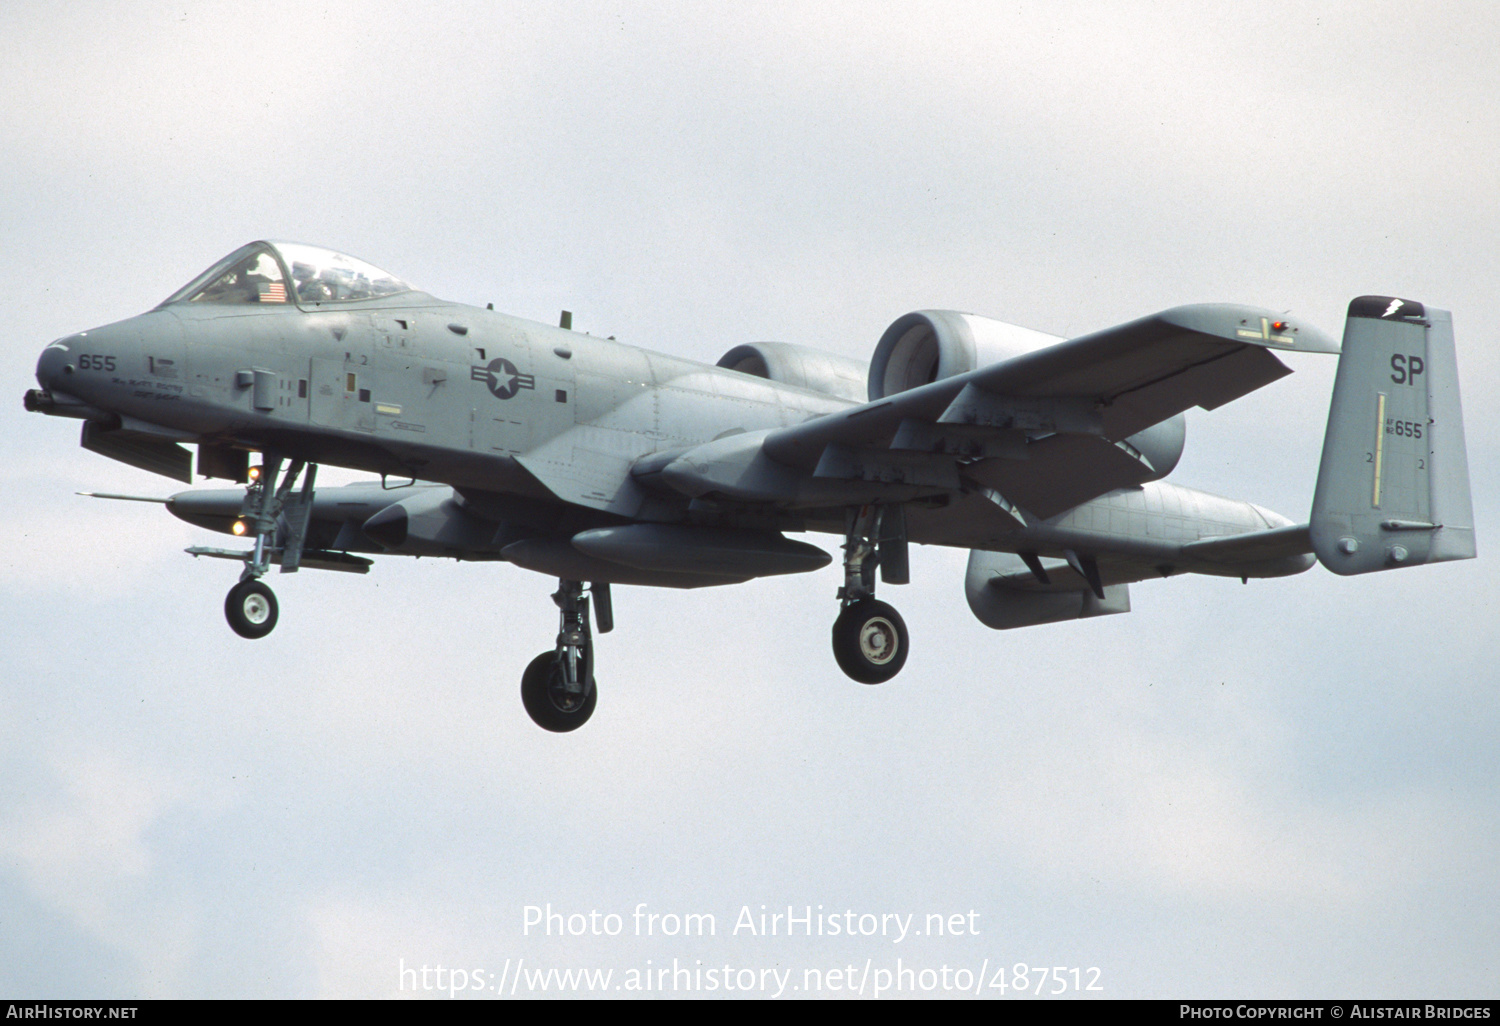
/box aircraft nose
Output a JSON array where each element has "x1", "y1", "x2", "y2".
[{"x1": 34, "y1": 336, "x2": 78, "y2": 391}]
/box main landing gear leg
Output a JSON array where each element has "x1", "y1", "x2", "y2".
[
  {"x1": 831, "y1": 505, "x2": 910, "y2": 684},
  {"x1": 521, "y1": 579, "x2": 599, "y2": 732},
  {"x1": 223, "y1": 456, "x2": 317, "y2": 640}
]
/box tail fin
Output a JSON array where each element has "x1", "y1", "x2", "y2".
[{"x1": 1311, "y1": 296, "x2": 1475, "y2": 574}]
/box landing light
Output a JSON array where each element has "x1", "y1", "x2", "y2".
[
  {"x1": 231, "y1": 519, "x2": 248, "y2": 536},
  {"x1": 248, "y1": 466, "x2": 262, "y2": 482}
]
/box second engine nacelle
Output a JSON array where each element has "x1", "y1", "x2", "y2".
[
  {"x1": 1120, "y1": 413, "x2": 1186, "y2": 480},
  {"x1": 868, "y1": 310, "x2": 1064, "y2": 401},
  {"x1": 871, "y1": 310, "x2": 1187, "y2": 481},
  {"x1": 717, "y1": 341, "x2": 869, "y2": 404}
]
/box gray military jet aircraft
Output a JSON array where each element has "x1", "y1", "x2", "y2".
[{"x1": 25, "y1": 241, "x2": 1476, "y2": 731}]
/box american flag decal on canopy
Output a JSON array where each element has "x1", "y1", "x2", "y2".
[{"x1": 258, "y1": 281, "x2": 287, "y2": 303}]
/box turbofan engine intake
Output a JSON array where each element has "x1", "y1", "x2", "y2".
[
  {"x1": 717, "y1": 341, "x2": 868, "y2": 404},
  {"x1": 868, "y1": 310, "x2": 1064, "y2": 401}
]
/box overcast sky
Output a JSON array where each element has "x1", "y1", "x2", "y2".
[{"x1": 1, "y1": 0, "x2": 1496, "y2": 999}]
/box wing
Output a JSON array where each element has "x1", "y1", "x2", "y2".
[{"x1": 658, "y1": 304, "x2": 1337, "y2": 520}]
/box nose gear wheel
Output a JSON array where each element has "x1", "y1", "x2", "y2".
[{"x1": 225, "y1": 579, "x2": 279, "y2": 639}]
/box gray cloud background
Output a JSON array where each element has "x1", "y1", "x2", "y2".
[{"x1": 1, "y1": 0, "x2": 1495, "y2": 998}]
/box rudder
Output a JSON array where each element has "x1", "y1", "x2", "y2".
[{"x1": 1311, "y1": 296, "x2": 1475, "y2": 574}]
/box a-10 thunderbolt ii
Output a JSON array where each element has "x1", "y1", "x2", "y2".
[{"x1": 24, "y1": 241, "x2": 1476, "y2": 731}]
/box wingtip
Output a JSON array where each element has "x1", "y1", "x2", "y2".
[{"x1": 1160, "y1": 303, "x2": 1340, "y2": 355}]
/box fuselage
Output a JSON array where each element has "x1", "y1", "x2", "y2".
[
  {"x1": 36, "y1": 293, "x2": 840, "y2": 491},
  {"x1": 30, "y1": 244, "x2": 1311, "y2": 584}
]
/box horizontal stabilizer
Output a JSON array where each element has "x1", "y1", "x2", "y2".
[
  {"x1": 1310, "y1": 297, "x2": 1475, "y2": 574},
  {"x1": 1180, "y1": 524, "x2": 1312, "y2": 564}
]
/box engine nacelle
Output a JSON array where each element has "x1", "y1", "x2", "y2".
[
  {"x1": 868, "y1": 310, "x2": 1063, "y2": 401},
  {"x1": 717, "y1": 341, "x2": 868, "y2": 404},
  {"x1": 872, "y1": 310, "x2": 1186, "y2": 481},
  {"x1": 1122, "y1": 413, "x2": 1186, "y2": 480},
  {"x1": 965, "y1": 550, "x2": 1131, "y2": 630}
]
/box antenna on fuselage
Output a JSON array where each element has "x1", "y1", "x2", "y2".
[{"x1": 559, "y1": 310, "x2": 572, "y2": 330}]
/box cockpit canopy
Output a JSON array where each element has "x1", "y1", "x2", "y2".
[{"x1": 161, "y1": 241, "x2": 414, "y2": 307}]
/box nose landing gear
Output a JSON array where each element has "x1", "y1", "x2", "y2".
[{"x1": 219, "y1": 455, "x2": 317, "y2": 639}]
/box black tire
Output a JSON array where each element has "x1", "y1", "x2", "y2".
[
  {"x1": 832, "y1": 598, "x2": 908, "y2": 684},
  {"x1": 520, "y1": 651, "x2": 597, "y2": 732},
  {"x1": 225, "y1": 579, "x2": 278, "y2": 639}
]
